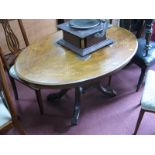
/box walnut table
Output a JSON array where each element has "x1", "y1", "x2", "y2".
[{"x1": 15, "y1": 26, "x2": 138, "y2": 125}]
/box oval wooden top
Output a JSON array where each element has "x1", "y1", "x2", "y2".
[{"x1": 15, "y1": 26, "x2": 138, "y2": 88}]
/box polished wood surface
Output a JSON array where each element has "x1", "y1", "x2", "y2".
[
  {"x1": 15, "y1": 26, "x2": 138, "y2": 88},
  {"x1": 0, "y1": 58, "x2": 25, "y2": 134},
  {"x1": 18, "y1": 19, "x2": 30, "y2": 46},
  {"x1": 0, "y1": 20, "x2": 26, "y2": 55}
]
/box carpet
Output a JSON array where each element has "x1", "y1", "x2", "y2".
[{"x1": 6, "y1": 63, "x2": 155, "y2": 135}]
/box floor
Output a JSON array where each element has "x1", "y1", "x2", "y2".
[{"x1": 7, "y1": 63, "x2": 155, "y2": 135}]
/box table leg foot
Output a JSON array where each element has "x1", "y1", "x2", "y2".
[
  {"x1": 97, "y1": 83, "x2": 117, "y2": 97},
  {"x1": 47, "y1": 89, "x2": 69, "y2": 102},
  {"x1": 71, "y1": 87, "x2": 81, "y2": 126},
  {"x1": 71, "y1": 108, "x2": 80, "y2": 126}
]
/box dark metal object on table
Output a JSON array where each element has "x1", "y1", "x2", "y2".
[
  {"x1": 57, "y1": 19, "x2": 113, "y2": 57},
  {"x1": 58, "y1": 39, "x2": 113, "y2": 57},
  {"x1": 69, "y1": 19, "x2": 101, "y2": 29}
]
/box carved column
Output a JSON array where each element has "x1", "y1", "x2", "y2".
[{"x1": 144, "y1": 19, "x2": 153, "y2": 56}]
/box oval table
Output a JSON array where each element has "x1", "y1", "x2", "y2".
[{"x1": 15, "y1": 26, "x2": 138, "y2": 125}]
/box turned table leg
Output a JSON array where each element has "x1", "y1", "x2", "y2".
[{"x1": 71, "y1": 87, "x2": 81, "y2": 126}]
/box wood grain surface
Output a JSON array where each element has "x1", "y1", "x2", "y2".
[{"x1": 15, "y1": 26, "x2": 138, "y2": 88}]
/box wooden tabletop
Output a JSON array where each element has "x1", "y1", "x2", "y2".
[{"x1": 15, "y1": 26, "x2": 138, "y2": 88}]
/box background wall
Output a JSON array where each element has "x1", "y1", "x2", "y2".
[
  {"x1": 0, "y1": 19, "x2": 120, "y2": 55},
  {"x1": 0, "y1": 19, "x2": 57, "y2": 54},
  {"x1": 22, "y1": 19, "x2": 57, "y2": 43}
]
